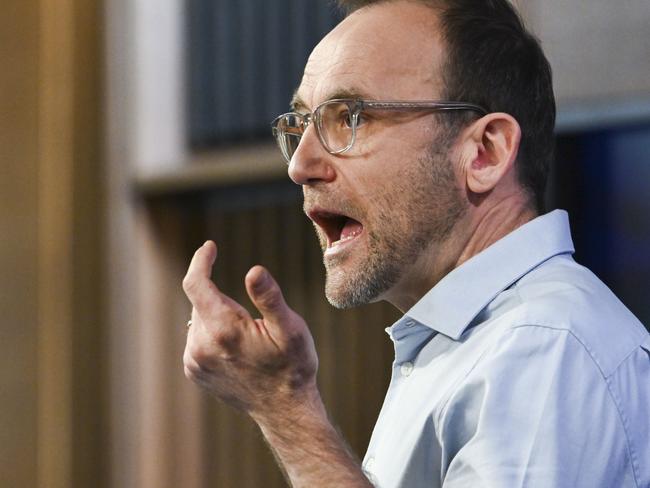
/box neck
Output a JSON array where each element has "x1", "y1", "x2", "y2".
[{"x1": 386, "y1": 192, "x2": 537, "y2": 312}]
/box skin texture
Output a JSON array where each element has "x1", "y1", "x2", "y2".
[
  {"x1": 183, "y1": 1, "x2": 536, "y2": 486},
  {"x1": 304, "y1": 125, "x2": 468, "y2": 309}
]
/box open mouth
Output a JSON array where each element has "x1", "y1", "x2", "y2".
[{"x1": 307, "y1": 209, "x2": 364, "y2": 251}]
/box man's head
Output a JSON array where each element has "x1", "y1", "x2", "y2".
[
  {"x1": 285, "y1": 0, "x2": 555, "y2": 310},
  {"x1": 337, "y1": 0, "x2": 556, "y2": 213}
]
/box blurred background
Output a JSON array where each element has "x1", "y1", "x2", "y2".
[{"x1": 1, "y1": 0, "x2": 649, "y2": 487}]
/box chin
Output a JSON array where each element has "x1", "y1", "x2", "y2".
[
  {"x1": 325, "y1": 286, "x2": 365, "y2": 309},
  {"x1": 324, "y1": 260, "x2": 396, "y2": 310},
  {"x1": 324, "y1": 265, "x2": 357, "y2": 309}
]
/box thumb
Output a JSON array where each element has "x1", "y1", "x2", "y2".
[{"x1": 245, "y1": 265, "x2": 291, "y2": 325}]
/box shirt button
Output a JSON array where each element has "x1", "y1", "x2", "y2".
[
  {"x1": 400, "y1": 361, "x2": 414, "y2": 377},
  {"x1": 405, "y1": 319, "x2": 415, "y2": 327}
]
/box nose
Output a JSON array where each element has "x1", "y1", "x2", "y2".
[{"x1": 287, "y1": 124, "x2": 336, "y2": 186}]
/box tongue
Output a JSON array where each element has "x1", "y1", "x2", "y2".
[{"x1": 340, "y1": 218, "x2": 363, "y2": 240}]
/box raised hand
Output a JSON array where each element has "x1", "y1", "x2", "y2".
[{"x1": 182, "y1": 241, "x2": 319, "y2": 416}]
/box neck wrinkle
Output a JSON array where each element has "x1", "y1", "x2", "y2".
[{"x1": 455, "y1": 195, "x2": 537, "y2": 270}]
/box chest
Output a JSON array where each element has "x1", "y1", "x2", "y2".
[{"x1": 362, "y1": 325, "x2": 500, "y2": 487}]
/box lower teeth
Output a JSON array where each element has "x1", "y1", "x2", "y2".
[{"x1": 332, "y1": 231, "x2": 361, "y2": 246}]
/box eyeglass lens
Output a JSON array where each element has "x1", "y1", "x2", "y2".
[
  {"x1": 317, "y1": 101, "x2": 354, "y2": 154},
  {"x1": 274, "y1": 101, "x2": 354, "y2": 163},
  {"x1": 273, "y1": 114, "x2": 302, "y2": 162}
]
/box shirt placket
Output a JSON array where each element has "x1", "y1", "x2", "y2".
[{"x1": 363, "y1": 317, "x2": 435, "y2": 485}]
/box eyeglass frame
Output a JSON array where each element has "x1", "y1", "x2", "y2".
[{"x1": 270, "y1": 98, "x2": 488, "y2": 164}]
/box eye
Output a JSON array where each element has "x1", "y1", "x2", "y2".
[
  {"x1": 341, "y1": 110, "x2": 368, "y2": 129},
  {"x1": 340, "y1": 110, "x2": 354, "y2": 129},
  {"x1": 355, "y1": 112, "x2": 368, "y2": 127}
]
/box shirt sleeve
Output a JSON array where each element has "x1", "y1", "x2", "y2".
[{"x1": 438, "y1": 324, "x2": 637, "y2": 488}]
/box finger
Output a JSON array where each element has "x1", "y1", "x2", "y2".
[
  {"x1": 185, "y1": 247, "x2": 254, "y2": 335},
  {"x1": 183, "y1": 241, "x2": 220, "y2": 310},
  {"x1": 189, "y1": 240, "x2": 217, "y2": 280},
  {"x1": 245, "y1": 265, "x2": 291, "y2": 327}
]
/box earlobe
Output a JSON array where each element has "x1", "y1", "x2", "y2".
[{"x1": 464, "y1": 113, "x2": 521, "y2": 195}]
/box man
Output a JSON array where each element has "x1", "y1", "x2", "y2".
[{"x1": 182, "y1": 1, "x2": 650, "y2": 486}]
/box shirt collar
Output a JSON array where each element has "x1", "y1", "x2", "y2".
[{"x1": 405, "y1": 210, "x2": 575, "y2": 340}]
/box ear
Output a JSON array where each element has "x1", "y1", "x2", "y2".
[{"x1": 460, "y1": 112, "x2": 521, "y2": 195}]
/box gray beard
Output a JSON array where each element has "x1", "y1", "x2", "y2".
[{"x1": 323, "y1": 142, "x2": 467, "y2": 309}]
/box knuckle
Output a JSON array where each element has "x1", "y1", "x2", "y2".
[
  {"x1": 186, "y1": 340, "x2": 214, "y2": 368},
  {"x1": 183, "y1": 349, "x2": 205, "y2": 381},
  {"x1": 182, "y1": 275, "x2": 196, "y2": 294},
  {"x1": 182, "y1": 347, "x2": 194, "y2": 368},
  {"x1": 184, "y1": 363, "x2": 210, "y2": 386},
  {"x1": 211, "y1": 327, "x2": 240, "y2": 352},
  {"x1": 186, "y1": 327, "x2": 239, "y2": 365},
  {"x1": 183, "y1": 363, "x2": 199, "y2": 382},
  {"x1": 232, "y1": 308, "x2": 249, "y2": 324}
]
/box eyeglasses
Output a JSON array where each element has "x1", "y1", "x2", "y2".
[{"x1": 270, "y1": 98, "x2": 487, "y2": 164}]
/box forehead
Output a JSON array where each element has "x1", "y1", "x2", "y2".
[{"x1": 295, "y1": 1, "x2": 445, "y2": 109}]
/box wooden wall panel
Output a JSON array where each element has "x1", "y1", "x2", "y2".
[
  {"x1": 1, "y1": 0, "x2": 105, "y2": 486},
  {"x1": 39, "y1": 0, "x2": 106, "y2": 485},
  {"x1": 69, "y1": 0, "x2": 107, "y2": 480},
  {"x1": 0, "y1": 0, "x2": 40, "y2": 486}
]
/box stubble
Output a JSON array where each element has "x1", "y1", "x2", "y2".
[{"x1": 324, "y1": 133, "x2": 467, "y2": 309}]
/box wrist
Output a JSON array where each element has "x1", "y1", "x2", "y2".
[
  {"x1": 250, "y1": 384, "x2": 371, "y2": 488},
  {"x1": 250, "y1": 381, "x2": 327, "y2": 432}
]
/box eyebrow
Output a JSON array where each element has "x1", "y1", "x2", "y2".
[{"x1": 290, "y1": 87, "x2": 375, "y2": 112}]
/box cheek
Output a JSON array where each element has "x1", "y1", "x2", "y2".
[
  {"x1": 341, "y1": 126, "x2": 438, "y2": 221},
  {"x1": 353, "y1": 117, "x2": 431, "y2": 162},
  {"x1": 362, "y1": 179, "x2": 411, "y2": 232},
  {"x1": 344, "y1": 161, "x2": 415, "y2": 224},
  {"x1": 346, "y1": 150, "x2": 413, "y2": 196}
]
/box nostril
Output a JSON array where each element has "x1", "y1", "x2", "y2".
[
  {"x1": 288, "y1": 149, "x2": 336, "y2": 186},
  {"x1": 287, "y1": 157, "x2": 308, "y2": 185}
]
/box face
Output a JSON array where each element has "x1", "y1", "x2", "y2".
[{"x1": 290, "y1": 1, "x2": 467, "y2": 309}]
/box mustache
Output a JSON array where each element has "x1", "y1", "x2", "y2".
[{"x1": 302, "y1": 189, "x2": 362, "y2": 219}]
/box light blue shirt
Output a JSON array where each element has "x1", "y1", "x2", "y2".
[{"x1": 362, "y1": 210, "x2": 650, "y2": 488}]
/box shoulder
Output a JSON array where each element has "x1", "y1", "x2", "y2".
[
  {"x1": 440, "y1": 255, "x2": 650, "y2": 486},
  {"x1": 504, "y1": 253, "x2": 649, "y2": 378}
]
